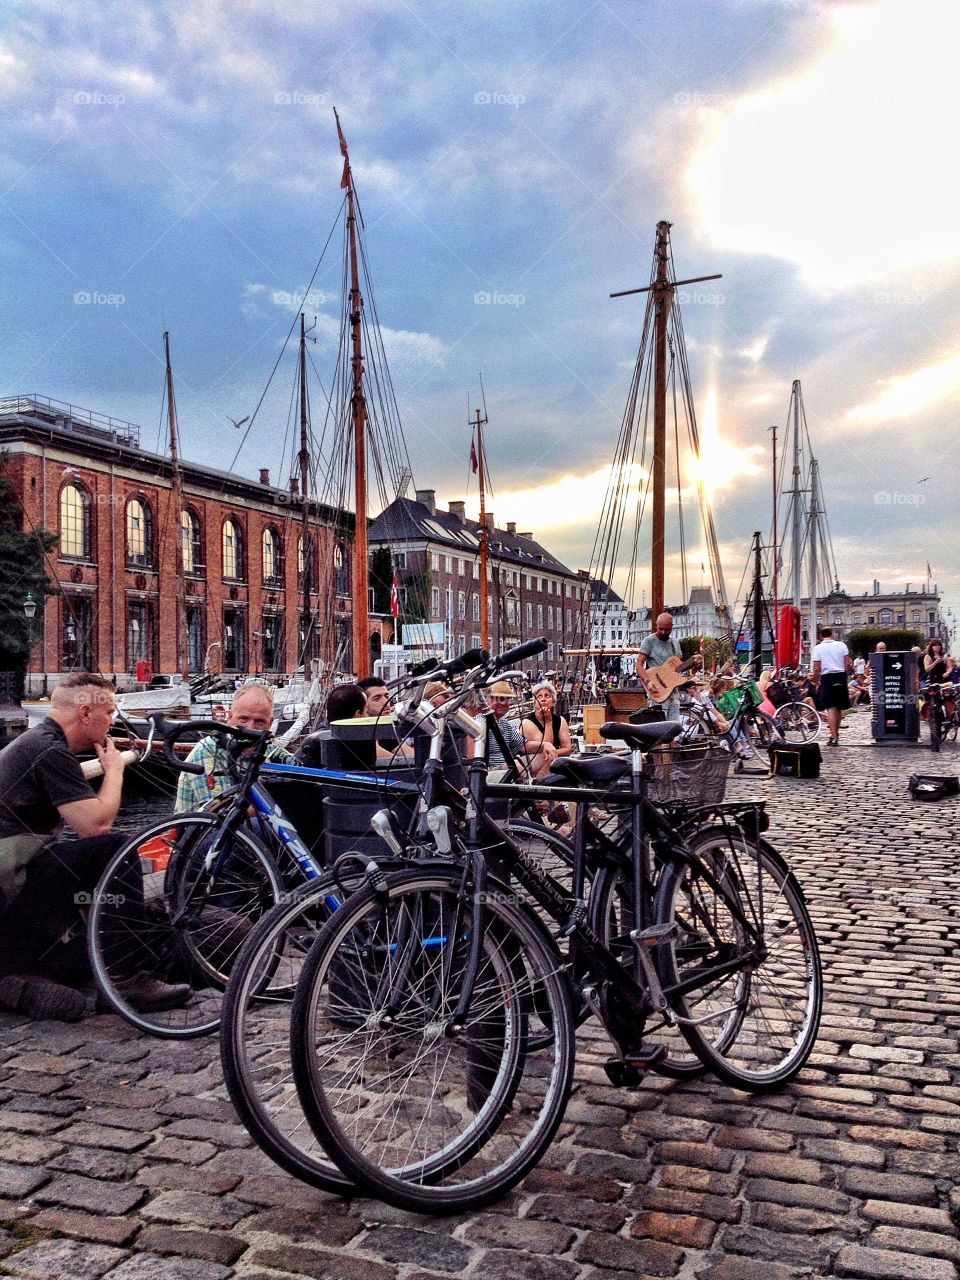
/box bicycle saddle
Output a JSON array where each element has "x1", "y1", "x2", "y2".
[
  {"x1": 547, "y1": 755, "x2": 630, "y2": 787},
  {"x1": 599, "y1": 721, "x2": 682, "y2": 748}
]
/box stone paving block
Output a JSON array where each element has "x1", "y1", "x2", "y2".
[
  {"x1": 137, "y1": 1225, "x2": 249, "y2": 1266},
  {"x1": 472, "y1": 1249, "x2": 579, "y2": 1280},
  {"x1": 56, "y1": 1121, "x2": 153, "y2": 1152},
  {"x1": 841, "y1": 1167, "x2": 938, "y2": 1204},
  {"x1": 1, "y1": 1133, "x2": 65, "y2": 1164},
  {"x1": 147, "y1": 1137, "x2": 219, "y2": 1165},
  {"x1": 49, "y1": 1145, "x2": 139, "y2": 1180},
  {"x1": 141, "y1": 1190, "x2": 249, "y2": 1229},
  {"x1": 29, "y1": 1207, "x2": 140, "y2": 1245},
  {"x1": 835, "y1": 1243, "x2": 958, "y2": 1279},
  {"x1": 135, "y1": 1164, "x2": 243, "y2": 1196},
  {"x1": 461, "y1": 1215, "x2": 575, "y2": 1254},
  {"x1": 860, "y1": 1198, "x2": 955, "y2": 1231},
  {"x1": 524, "y1": 1192, "x2": 627, "y2": 1232},
  {"x1": 0, "y1": 1159, "x2": 50, "y2": 1197},
  {"x1": 630, "y1": 1209, "x2": 718, "y2": 1248},
  {"x1": 106, "y1": 1254, "x2": 234, "y2": 1280},
  {"x1": 247, "y1": 1245, "x2": 397, "y2": 1280},
  {"x1": 576, "y1": 1230, "x2": 684, "y2": 1275},
  {"x1": 5, "y1": 1237, "x2": 126, "y2": 1279},
  {"x1": 741, "y1": 1152, "x2": 826, "y2": 1183},
  {"x1": 871, "y1": 1223, "x2": 960, "y2": 1261},
  {"x1": 356, "y1": 1226, "x2": 473, "y2": 1273},
  {"x1": 33, "y1": 1172, "x2": 145, "y2": 1215},
  {"x1": 236, "y1": 1207, "x2": 360, "y2": 1244}
]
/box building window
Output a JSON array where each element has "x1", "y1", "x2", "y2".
[
  {"x1": 126, "y1": 497, "x2": 153, "y2": 568},
  {"x1": 566, "y1": 608, "x2": 571, "y2": 630},
  {"x1": 223, "y1": 518, "x2": 244, "y2": 580},
  {"x1": 446, "y1": 585, "x2": 453, "y2": 623},
  {"x1": 457, "y1": 633, "x2": 466, "y2": 655},
  {"x1": 472, "y1": 592, "x2": 480, "y2": 621},
  {"x1": 259, "y1": 613, "x2": 284, "y2": 670},
  {"x1": 472, "y1": 634, "x2": 481, "y2": 649},
  {"x1": 127, "y1": 601, "x2": 156, "y2": 672},
  {"x1": 912, "y1": 610, "x2": 921, "y2": 623},
  {"x1": 394, "y1": 551, "x2": 406, "y2": 570},
  {"x1": 186, "y1": 606, "x2": 204, "y2": 673},
  {"x1": 472, "y1": 561, "x2": 479, "y2": 580},
  {"x1": 537, "y1": 604, "x2": 544, "y2": 629},
  {"x1": 852, "y1": 612, "x2": 861, "y2": 624},
  {"x1": 181, "y1": 508, "x2": 203, "y2": 575},
  {"x1": 526, "y1": 602, "x2": 533, "y2": 629},
  {"x1": 458, "y1": 590, "x2": 466, "y2": 619},
  {"x1": 262, "y1": 527, "x2": 283, "y2": 585},
  {"x1": 223, "y1": 608, "x2": 245, "y2": 671},
  {"x1": 333, "y1": 542, "x2": 349, "y2": 596},
  {"x1": 547, "y1": 605, "x2": 554, "y2": 630},
  {"x1": 432, "y1": 586, "x2": 440, "y2": 617},
  {"x1": 298, "y1": 535, "x2": 316, "y2": 593},
  {"x1": 459, "y1": 558, "x2": 465, "y2": 576},
  {"x1": 548, "y1": 642, "x2": 555, "y2": 661},
  {"x1": 446, "y1": 555, "x2": 453, "y2": 573},
  {"x1": 59, "y1": 483, "x2": 92, "y2": 560},
  {"x1": 431, "y1": 552, "x2": 440, "y2": 572},
  {"x1": 879, "y1": 609, "x2": 892, "y2": 623},
  {"x1": 62, "y1": 596, "x2": 94, "y2": 670},
  {"x1": 487, "y1": 596, "x2": 493, "y2": 623}
]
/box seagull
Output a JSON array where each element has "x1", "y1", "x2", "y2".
[
  {"x1": 227, "y1": 415, "x2": 249, "y2": 430},
  {"x1": 917, "y1": 477, "x2": 930, "y2": 483}
]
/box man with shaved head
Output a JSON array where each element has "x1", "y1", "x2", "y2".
[
  {"x1": 0, "y1": 673, "x2": 189, "y2": 1019},
  {"x1": 637, "y1": 611, "x2": 689, "y2": 723}
]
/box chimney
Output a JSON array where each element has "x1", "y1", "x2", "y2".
[
  {"x1": 415, "y1": 488, "x2": 436, "y2": 515},
  {"x1": 290, "y1": 476, "x2": 300, "y2": 497},
  {"x1": 259, "y1": 468, "x2": 271, "y2": 486},
  {"x1": 484, "y1": 512, "x2": 494, "y2": 530},
  {"x1": 448, "y1": 500, "x2": 466, "y2": 522},
  {"x1": 506, "y1": 522, "x2": 516, "y2": 535},
  {"x1": 519, "y1": 531, "x2": 533, "y2": 540}
]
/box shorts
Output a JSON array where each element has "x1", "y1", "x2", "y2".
[{"x1": 820, "y1": 672, "x2": 851, "y2": 711}]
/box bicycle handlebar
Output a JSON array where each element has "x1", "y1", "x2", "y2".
[{"x1": 155, "y1": 714, "x2": 268, "y2": 775}]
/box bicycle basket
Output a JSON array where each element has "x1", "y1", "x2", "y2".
[
  {"x1": 766, "y1": 679, "x2": 792, "y2": 709},
  {"x1": 647, "y1": 741, "x2": 729, "y2": 807}
]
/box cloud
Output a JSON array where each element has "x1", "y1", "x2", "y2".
[
  {"x1": 685, "y1": 0, "x2": 960, "y2": 288},
  {"x1": 845, "y1": 346, "x2": 960, "y2": 428}
]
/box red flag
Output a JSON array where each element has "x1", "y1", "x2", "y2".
[
  {"x1": 390, "y1": 573, "x2": 399, "y2": 618},
  {"x1": 470, "y1": 439, "x2": 478, "y2": 474},
  {"x1": 335, "y1": 109, "x2": 351, "y2": 190}
]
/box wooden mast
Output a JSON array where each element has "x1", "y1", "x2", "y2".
[
  {"x1": 651, "y1": 220, "x2": 670, "y2": 620},
  {"x1": 164, "y1": 331, "x2": 188, "y2": 680},
  {"x1": 611, "y1": 224, "x2": 721, "y2": 626},
  {"x1": 338, "y1": 111, "x2": 370, "y2": 678},
  {"x1": 473, "y1": 407, "x2": 490, "y2": 652},
  {"x1": 298, "y1": 313, "x2": 312, "y2": 667}
]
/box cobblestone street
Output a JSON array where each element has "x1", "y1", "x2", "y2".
[{"x1": 1, "y1": 710, "x2": 958, "y2": 1280}]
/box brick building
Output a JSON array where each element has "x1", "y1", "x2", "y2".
[
  {"x1": 369, "y1": 490, "x2": 589, "y2": 668},
  {"x1": 0, "y1": 396, "x2": 359, "y2": 692}
]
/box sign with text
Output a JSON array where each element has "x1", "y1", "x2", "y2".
[{"x1": 870, "y1": 651, "x2": 920, "y2": 742}]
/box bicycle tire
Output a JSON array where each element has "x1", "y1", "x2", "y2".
[
  {"x1": 930, "y1": 704, "x2": 942, "y2": 752},
  {"x1": 773, "y1": 702, "x2": 821, "y2": 745},
  {"x1": 655, "y1": 831, "x2": 822, "y2": 1092},
  {"x1": 89, "y1": 815, "x2": 283, "y2": 1038},
  {"x1": 221, "y1": 873, "x2": 379, "y2": 1194},
  {"x1": 290, "y1": 867, "x2": 575, "y2": 1213}
]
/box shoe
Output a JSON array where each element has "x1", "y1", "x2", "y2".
[
  {"x1": 100, "y1": 974, "x2": 192, "y2": 1013},
  {"x1": 0, "y1": 975, "x2": 86, "y2": 1022},
  {"x1": 827, "y1": 736, "x2": 838, "y2": 746}
]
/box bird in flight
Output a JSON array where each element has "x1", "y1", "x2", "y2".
[{"x1": 227, "y1": 415, "x2": 249, "y2": 430}]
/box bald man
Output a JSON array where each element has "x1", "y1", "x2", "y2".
[
  {"x1": 175, "y1": 683, "x2": 293, "y2": 812},
  {"x1": 0, "y1": 672, "x2": 189, "y2": 1020},
  {"x1": 637, "y1": 612, "x2": 685, "y2": 722}
]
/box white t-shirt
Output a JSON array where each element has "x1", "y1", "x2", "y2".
[
  {"x1": 812, "y1": 638, "x2": 849, "y2": 674},
  {"x1": 853, "y1": 657, "x2": 866, "y2": 676}
]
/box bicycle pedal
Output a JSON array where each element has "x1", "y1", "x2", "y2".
[
  {"x1": 604, "y1": 1044, "x2": 668, "y2": 1088},
  {"x1": 632, "y1": 923, "x2": 676, "y2": 946}
]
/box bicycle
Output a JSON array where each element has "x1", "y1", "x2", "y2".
[
  {"x1": 283, "y1": 663, "x2": 822, "y2": 1212},
  {"x1": 925, "y1": 682, "x2": 960, "y2": 752},
  {"x1": 768, "y1": 673, "x2": 822, "y2": 745}
]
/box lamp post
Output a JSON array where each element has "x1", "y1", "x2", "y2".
[{"x1": 22, "y1": 592, "x2": 37, "y2": 698}]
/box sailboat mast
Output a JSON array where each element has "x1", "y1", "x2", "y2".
[
  {"x1": 345, "y1": 166, "x2": 370, "y2": 678},
  {"x1": 651, "y1": 220, "x2": 671, "y2": 619},
  {"x1": 808, "y1": 456, "x2": 820, "y2": 642},
  {"x1": 771, "y1": 423, "x2": 779, "y2": 666},
  {"x1": 790, "y1": 379, "x2": 803, "y2": 613},
  {"x1": 298, "y1": 314, "x2": 312, "y2": 656},
  {"x1": 164, "y1": 331, "x2": 187, "y2": 680},
  {"x1": 474, "y1": 408, "x2": 490, "y2": 652}
]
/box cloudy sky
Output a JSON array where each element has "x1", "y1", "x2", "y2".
[{"x1": 1, "y1": 0, "x2": 956, "y2": 624}]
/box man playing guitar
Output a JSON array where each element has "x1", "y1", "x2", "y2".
[{"x1": 637, "y1": 612, "x2": 701, "y2": 722}]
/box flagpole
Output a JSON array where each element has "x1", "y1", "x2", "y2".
[{"x1": 472, "y1": 407, "x2": 490, "y2": 652}]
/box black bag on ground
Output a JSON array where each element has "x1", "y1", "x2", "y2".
[
  {"x1": 908, "y1": 773, "x2": 960, "y2": 801},
  {"x1": 769, "y1": 743, "x2": 823, "y2": 778}
]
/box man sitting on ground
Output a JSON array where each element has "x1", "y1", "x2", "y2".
[{"x1": 0, "y1": 673, "x2": 189, "y2": 1020}]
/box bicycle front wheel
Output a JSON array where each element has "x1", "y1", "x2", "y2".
[
  {"x1": 290, "y1": 868, "x2": 575, "y2": 1213},
  {"x1": 773, "y1": 701, "x2": 821, "y2": 745},
  {"x1": 90, "y1": 815, "x2": 282, "y2": 1038},
  {"x1": 655, "y1": 830, "x2": 822, "y2": 1092}
]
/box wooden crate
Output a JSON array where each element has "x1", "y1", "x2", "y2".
[
  {"x1": 605, "y1": 688, "x2": 649, "y2": 721},
  {"x1": 582, "y1": 704, "x2": 607, "y2": 745}
]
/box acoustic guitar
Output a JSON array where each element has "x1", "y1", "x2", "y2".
[{"x1": 642, "y1": 654, "x2": 703, "y2": 703}]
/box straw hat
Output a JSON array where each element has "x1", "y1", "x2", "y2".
[{"x1": 488, "y1": 680, "x2": 514, "y2": 697}]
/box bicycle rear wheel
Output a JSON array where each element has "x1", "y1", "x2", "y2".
[
  {"x1": 655, "y1": 829, "x2": 822, "y2": 1091},
  {"x1": 290, "y1": 867, "x2": 575, "y2": 1213},
  {"x1": 774, "y1": 701, "x2": 821, "y2": 745},
  {"x1": 89, "y1": 815, "x2": 282, "y2": 1038}
]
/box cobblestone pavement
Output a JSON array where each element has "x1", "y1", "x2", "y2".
[{"x1": 1, "y1": 709, "x2": 959, "y2": 1280}]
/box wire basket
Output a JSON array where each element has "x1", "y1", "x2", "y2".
[{"x1": 647, "y1": 740, "x2": 729, "y2": 808}]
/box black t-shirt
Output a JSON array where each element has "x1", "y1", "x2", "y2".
[{"x1": 0, "y1": 719, "x2": 94, "y2": 839}]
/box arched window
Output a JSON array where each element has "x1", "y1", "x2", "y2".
[
  {"x1": 181, "y1": 508, "x2": 203, "y2": 575},
  {"x1": 333, "y1": 542, "x2": 349, "y2": 596},
  {"x1": 59, "y1": 482, "x2": 91, "y2": 559},
  {"x1": 126, "y1": 497, "x2": 154, "y2": 567},
  {"x1": 879, "y1": 608, "x2": 893, "y2": 624},
  {"x1": 262, "y1": 526, "x2": 283, "y2": 585},
  {"x1": 223, "y1": 517, "x2": 244, "y2": 580},
  {"x1": 298, "y1": 535, "x2": 316, "y2": 592}
]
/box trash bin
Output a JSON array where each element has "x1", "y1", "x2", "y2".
[{"x1": 870, "y1": 651, "x2": 920, "y2": 743}]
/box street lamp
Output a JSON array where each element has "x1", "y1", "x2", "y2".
[{"x1": 23, "y1": 592, "x2": 36, "y2": 698}]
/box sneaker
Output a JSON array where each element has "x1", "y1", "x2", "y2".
[
  {"x1": 0, "y1": 975, "x2": 86, "y2": 1022},
  {"x1": 100, "y1": 974, "x2": 192, "y2": 1013}
]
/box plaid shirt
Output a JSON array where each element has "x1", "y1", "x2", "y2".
[{"x1": 174, "y1": 736, "x2": 294, "y2": 813}]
